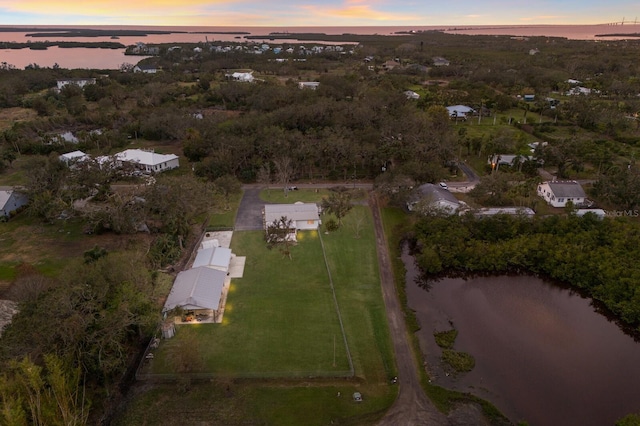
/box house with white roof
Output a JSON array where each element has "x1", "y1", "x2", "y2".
[
  {"x1": 0, "y1": 188, "x2": 28, "y2": 219},
  {"x1": 298, "y1": 81, "x2": 320, "y2": 90},
  {"x1": 404, "y1": 90, "x2": 420, "y2": 100},
  {"x1": 114, "y1": 149, "x2": 179, "y2": 173},
  {"x1": 133, "y1": 64, "x2": 158, "y2": 74},
  {"x1": 163, "y1": 267, "x2": 227, "y2": 319},
  {"x1": 537, "y1": 181, "x2": 587, "y2": 208},
  {"x1": 446, "y1": 105, "x2": 475, "y2": 120},
  {"x1": 432, "y1": 57, "x2": 450, "y2": 66},
  {"x1": 60, "y1": 150, "x2": 90, "y2": 165},
  {"x1": 192, "y1": 246, "x2": 233, "y2": 273},
  {"x1": 228, "y1": 72, "x2": 255, "y2": 82},
  {"x1": 263, "y1": 202, "x2": 321, "y2": 237},
  {"x1": 56, "y1": 78, "x2": 96, "y2": 90}
]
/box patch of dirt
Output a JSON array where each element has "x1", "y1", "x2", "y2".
[
  {"x1": 0, "y1": 299, "x2": 19, "y2": 337},
  {"x1": 0, "y1": 107, "x2": 37, "y2": 131}
]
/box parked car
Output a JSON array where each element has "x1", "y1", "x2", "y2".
[{"x1": 438, "y1": 182, "x2": 448, "y2": 190}]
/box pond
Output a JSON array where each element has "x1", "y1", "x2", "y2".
[{"x1": 403, "y1": 246, "x2": 640, "y2": 425}]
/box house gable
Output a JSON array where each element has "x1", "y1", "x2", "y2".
[{"x1": 537, "y1": 181, "x2": 586, "y2": 207}]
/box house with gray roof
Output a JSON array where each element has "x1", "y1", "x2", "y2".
[
  {"x1": 263, "y1": 202, "x2": 321, "y2": 238},
  {"x1": 407, "y1": 183, "x2": 460, "y2": 215},
  {"x1": 537, "y1": 181, "x2": 587, "y2": 208},
  {"x1": 0, "y1": 188, "x2": 28, "y2": 219},
  {"x1": 163, "y1": 267, "x2": 227, "y2": 316}
]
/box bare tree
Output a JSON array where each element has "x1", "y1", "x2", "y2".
[
  {"x1": 256, "y1": 163, "x2": 271, "y2": 190},
  {"x1": 273, "y1": 156, "x2": 293, "y2": 197},
  {"x1": 350, "y1": 208, "x2": 366, "y2": 239}
]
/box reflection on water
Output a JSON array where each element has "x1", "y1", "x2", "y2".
[
  {"x1": 403, "y1": 245, "x2": 640, "y2": 426},
  {"x1": 3, "y1": 24, "x2": 640, "y2": 69}
]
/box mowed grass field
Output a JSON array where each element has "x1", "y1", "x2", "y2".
[
  {"x1": 150, "y1": 229, "x2": 352, "y2": 376},
  {"x1": 116, "y1": 205, "x2": 397, "y2": 425}
]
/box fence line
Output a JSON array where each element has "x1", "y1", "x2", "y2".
[{"x1": 317, "y1": 230, "x2": 355, "y2": 377}]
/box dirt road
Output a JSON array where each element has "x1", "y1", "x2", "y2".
[{"x1": 369, "y1": 193, "x2": 448, "y2": 425}]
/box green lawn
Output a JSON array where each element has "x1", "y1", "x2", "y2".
[{"x1": 151, "y1": 230, "x2": 352, "y2": 376}]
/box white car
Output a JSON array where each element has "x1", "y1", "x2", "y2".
[{"x1": 438, "y1": 182, "x2": 448, "y2": 190}]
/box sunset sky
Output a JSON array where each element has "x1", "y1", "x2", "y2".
[{"x1": 0, "y1": 0, "x2": 636, "y2": 26}]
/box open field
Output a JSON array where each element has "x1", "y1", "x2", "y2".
[
  {"x1": 0, "y1": 107, "x2": 37, "y2": 131},
  {"x1": 0, "y1": 214, "x2": 151, "y2": 295}
]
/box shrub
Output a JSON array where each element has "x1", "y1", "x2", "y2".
[
  {"x1": 324, "y1": 218, "x2": 339, "y2": 232},
  {"x1": 442, "y1": 349, "x2": 475, "y2": 373},
  {"x1": 434, "y1": 329, "x2": 458, "y2": 349}
]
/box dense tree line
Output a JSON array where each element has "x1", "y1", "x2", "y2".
[
  {"x1": 0, "y1": 253, "x2": 160, "y2": 424},
  {"x1": 411, "y1": 213, "x2": 640, "y2": 329}
]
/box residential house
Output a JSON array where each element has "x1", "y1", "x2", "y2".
[
  {"x1": 537, "y1": 181, "x2": 587, "y2": 208},
  {"x1": 114, "y1": 149, "x2": 179, "y2": 173},
  {"x1": 404, "y1": 90, "x2": 420, "y2": 100},
  {"x1": 56, "y1": 78, "x2": 96, "y2": 90},
  {"x1": 133, "y1": 64, "x2": 158, "y2": 74},
  {"x1": 0, "y1": 187, "x2": 28, "y2": 219},
  {"x1": 263, "y1": 202, "x2": 321, "y2": 237},
  {"x1": 432, "y1": 57, "x2": 450, "y2": 66},
  {"x1": 407, "y1": 183, "x2": 460, "y2": 215},
  {"x1": 228, "y1": 72, "x2": 255, "y2": 82},
  {"x1": 298, "y1": 81, "x2": 320, "y2": 90},
  {"x1": 59, "y1": 150, "x2": 90, "y2": 165},
  {"x1": 163, "y1": 267, "x2": 227, "y2": 319},
  {"x1": 446, "y1": 105, "x2": 475, "y2": 120},
  {"x1": 382, "y1": 60, "x2": 401, "y2": 71},
  {"x1": 487, "y1": 154, "x2": 534, "y2": 169},
  {"x1": 566, "y1": 86, "x2": 595, "y2": 96}
]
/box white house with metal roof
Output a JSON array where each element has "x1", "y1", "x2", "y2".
[
  {"x1": 537, "y1": 181, "x2": 587, "y2": 208},
  {"x1": 263, "y1": 202, "x2": 321, "y2": 234},
  {"x1": 114, "y1": 149, "x2": 179, "y2": 173},
  {"x1": 59, "y1": 150, "x2": 90, "y2": 165},
  {"x1": 56, "y1": 78, "x2": 96, "y2": 90},
  {"x1": 163, "y1": 267, "x2": 227, "y2": 316},
  {"x1": 446, "y1": 105, "x2": 475, "y2": 120}
]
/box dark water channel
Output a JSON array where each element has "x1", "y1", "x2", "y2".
[{"x1": 402, "y1": 247, "x2": 640, "y2": 425}]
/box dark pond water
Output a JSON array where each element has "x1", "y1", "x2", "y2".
[{"x1": 402, "y1": 247, "x2": 640, "y2": 426}]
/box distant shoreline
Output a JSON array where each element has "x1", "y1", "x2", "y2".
[{"x1": 0, "y1": 27, "x2": 251, "y2": 37}]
